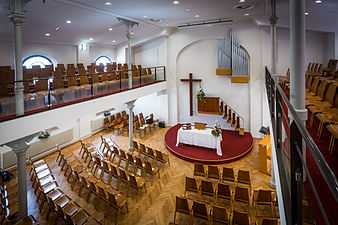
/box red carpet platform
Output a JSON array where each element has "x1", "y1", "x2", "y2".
[{"x1": 165, "y1": 124, "x2": 253, "y2": 164}]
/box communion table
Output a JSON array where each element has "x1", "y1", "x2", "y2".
[{"x1": 176, "y1": 125, "x2": 223, "y2": 156}]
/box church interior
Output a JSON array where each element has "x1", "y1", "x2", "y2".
[{"x1": 0, "y1": 0, "x2": 337, "y2": 224}]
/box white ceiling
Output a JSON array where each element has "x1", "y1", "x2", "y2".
[{"x1": 0, "y1": 0, "x2": 336, "y2": 47}]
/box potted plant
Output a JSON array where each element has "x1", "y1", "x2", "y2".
[
  {"x1": 196, "y1": 83, "x2": 205, "y2": 102},
  {"x1": 38, "y1": 130, "x2": 50, "y2": 139},
  {"x1": 211, "y1": 120, "x2": 222, "y2": 137}
]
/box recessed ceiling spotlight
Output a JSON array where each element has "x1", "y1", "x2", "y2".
[
  {"x1": 108, "y1": 28, "x2": 113, "y2": 31},
  {"x1": 105, "y1": 1, "x2": 112, "y2": 6},
  {"x1": 194, "y1": 14, "x2": 200, "y2": 18},
  {"x1": 89, "y1": 38, "x2": 93, "y2": 41},
  {"x1": 239, "y1": 0, "x2": 245, "y2": 2},
  {"x1": 185, "y1": 8, "x2": 191, "y2": 12},
  {"x1": 244, "y1": 13, "x2": 250, "y2": 16},
  {"x1": 166, "y1": 24, "x2": 171, "y2": 26},
  {"x1": 45, "y1": 33, "x2": 50, "y2": 36},
  {"x1": 173, "y1": 1, "x2": 179, "y2": 5},
  {"x1": 66, "y1": 20, "x2": 71, "y2": 24},
  {"x1": 113, "y1": 40, "x2": 116, "y2": 43},
  {"x1": 305, "y1": 12, "x2": 309, "y2": 15},
  {"x1": 55, "y1": 26, "x2": 60, "y2": 31},
  {"x1": 315, "y1": 0, "x2": 321, "y2": 3},
  {"x1": 143, "y1": 15, "x2": 148, "y2": 18}
]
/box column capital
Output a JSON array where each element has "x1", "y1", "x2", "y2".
[
  {"x1": 12, "y1": 143, "x2": 29, "y2": 155},
  {"x1": 117, "y1": 18, "x2": 139, "y2": 28},
  {"x1": 125, "y1": 99, "x2": 136, "y2": 109},
  {"x1": 269, "y1": 14, "x2": 278, "y2": 26},
  {"x1": 7, "y1": 0, "x2": 31, "y2": 25}
]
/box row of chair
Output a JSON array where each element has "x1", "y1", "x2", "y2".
[
  {"x1": 173, "y1": 196, "x2": 278, "y2": 225},
  {"x1": 29, "y1": 157, "x2": 101, "y2": 225},
  {"x1": 132, "y1": 141, "x2": 170, "y2": 167},
  {"x1": 0, "y1": 172, "x2": 18, "y2": 224}
]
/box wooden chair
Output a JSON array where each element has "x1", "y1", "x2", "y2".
[
  {"x1": 128, "y1": 173, "x2": 146, "y2": 201},
  {"x1": 144, "y1": 161, "x2": 160, "y2": 183},
  {"x1": 107, "y1": 191, "x2": 128, "y2": 225},
  {"x1": 117, "y1": 169, "x2": 129, "y2": 191},
  {"x1": 87, "y1": 180, "x2": 99, "y2": 202},
  {"x1": 174, "y1": 196, "x2": 191, "y2": 224},
  {"x1": 222, "y1": 167, "x2": 235, "y2": 184},
  {"x1": 237, "y1": 170, "x2": 251, "y2": 190},
  {"x1": 68, "y1": 209, "x2": 90, "y2": 225},
  {"x1": 192, "y1": 201, "x2": 210, "y2": 224},
  {"x1": 207, "y1": 165, "x2": 220, "y2": 181},
  {"x1": 193, "y1": 164, "x2": 206, "y2": 178},
  {"x1": 216, "y1": 183, "x2": 232, "y2": 207},
  {"x1": 253, "y1": 189, "x2": 274, "y2": 217},
  {"x1": 155, "y1": 150, "x2": 170, "y2": 167},
  {"x1": 135, "y1": 157, "x2": 146, "y2": 177},
  {"x1": 185, "y1": 177, "x2": 199, "y2": 197},
  {"x1": 211, "y1": 205, "x2": 229, "y2": 225},
  {"x1": 78, "y1": 174, "x2": 90, "y2": 197},
  {"x1": 327, "y1": 124, "x2": 338, "y2": 154},
  {"x1": 138, "y1": 143, "x2": 148, "y2": 159},
  {"x1": 200, "y1": 180, "x2": 215, "y2": 199},
  {"x1": 126, "y1": 153, "x2": 137, "y2": 173},
  {"x1": 231, "y1": 209, "x2": 250, "y2": 225},
  {"x1": 260, "y1": 218, "x2": 278, "y2": 225},
  {"x1": 146, "y1": 147, "x2": 157, "y2": 163},
  {"x1": 233, "y1": 186, "x2": 250, "y2": 212},
  {"x1": 13, "y1": 215, "x2": 38, "y2": 225}
]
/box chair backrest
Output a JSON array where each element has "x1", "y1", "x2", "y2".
[
  {"x1": 232, "y1": 210, "x2": 249, "y2": 225},
  {"x1": 185, "y1": 177, "x2": 199, "y2": 192},
  {"x1": 257, "y1": 189, "x2": 272, "y2": 202},
  {"x1": 122, "y1": 110, "x2": 126, "y2": 117},
  {"x1": 147, "y1": 147, "x2": 155, "y2": 157},
  {"x1": 111, "y1": 165, "x2": 118, "y2": 177},
  {"x1": 102, "y1": 160, "x2": 110, "y2": 171},
  {"x1": 324, "y1": 83, "x2": 337, "y2": 105},
  {"x1": 217, "y1": 183, "x2": 231, "y2": 198},
  {"x1": 139, "y1": 143, "x2": 147, "y2": 153},
  {"x1": 104, "y1": 118, "x2": 109, "y2": 125},
  {"x1": 310, "y1": 77, "x2": 320, "y2": 94},
  {"x1": 88, "y1": 180, "x2": 96, "y2": 192},
  {"x1": 139, "y1": 113, "x2": 144, "y2": 119},
  {"x1": 98, "y1": 185, "x2": 107, "y2": 199},
  {"x1": 237, "y1": 169, "x2": 250, "y2": 185},
  {"x1": 116, "y1": 112, "x2": 121, "y2": 119},
  {"x1": 135, "y1": 157, "x2": 144, "y2": 168},
  {"x1": 155, "y1": 150, "x2": 164, "y2": 161},
  {"x1": 144, "y1": 161, "x2": 153, "y2": 173},
  {"x1": 119, "y1": 169, "x2": 128, "y2": 182},
  {"x1": 110, "y1": 115, "x2": 115, "y2": 121},
  {"x1": 79, "y1": 174, "x2": 88, "y2": 186},
  {"x1": 207, "y1": 165, "x2": 219, "y2": 179},
  {"x1": 201, "y1": 180, "x2": 214, "y2": 195},
  {"x1": 235, "y1": 186, "x2": 249, "y2": 202},
  {"x1": 192, "y1": 201, "x2": 208, "y2": 219},
  {"x1": 194, "y1": 164, "x2": 205, "y2": 177},
  {"x1": 127, "y1": 153, "x2": 134, "y2": 164},
  {"x1": 133, "y1": 141, "x2": 139, "y2": 150},
  {"x1": 120, "y1": 150, "x2": 127, "y2": 159},
  {"x1": 261, "y1": 218, "x2": 278, "y2": 225},
  {"x1": 108, "y1": 191, "x2": 117, "y2": 207},
  {"x1": 212, "y1": 205, "x2": 228, "y2": 223},
  {"x1": 72, "y1": 170, "x2": 80, "y2": 181},
  {"x1": 128, "y1": 174, "x2": 138, "y2": 187},
  {"x1": 175, "y1": 196, "x2": 190, "y2": 213}
]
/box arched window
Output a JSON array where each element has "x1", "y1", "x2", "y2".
[
  {"x1": 95, "y1": 56, "x2": 111, "y2": 66},
  {"x1": 22, "y1": 55, "x2": 52, "y2": 69}
]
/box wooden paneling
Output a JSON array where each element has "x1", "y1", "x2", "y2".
[
  {"x1": 197, "y1": 97, "x2": 220, "y2": 115},
  {"x1": 216, "y1": 68, "x2": 232, "y2": 75},
  {"x1": 231, "y1": 76, "x2": 249, "y2": 83}
]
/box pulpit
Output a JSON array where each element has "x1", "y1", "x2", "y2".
[{"x1": 198, "y1": 97, "x2": 221, "y2": 115}]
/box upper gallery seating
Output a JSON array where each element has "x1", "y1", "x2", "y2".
[{"x1": 0, "y1": 62, "x2": 158, "y2": 119}]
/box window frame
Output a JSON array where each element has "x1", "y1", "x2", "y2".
[
  {"x1": 95, "y1": 55, "x2": 112, "y2": 66},
  {"x1": 22, "y1": 55, "x2": 53, "y2": 69}
]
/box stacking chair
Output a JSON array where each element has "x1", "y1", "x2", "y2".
[
  {"x1": 231, "y1": 209, "x2": 250, "y2": 225},
  {"x1": 101, "y1": 160, "x2": 113, "y2": 182},
  {"x1": 193, "y1": 164, "x2": 206, "y2": 178},
  {"x1": 207, "y1": 165, "x2": 220, "y2": 181},
  {"x1": 95, "y1": 183, "x2": 109, "y2": 209},
  {"x1": 144, "y1": 161, "x2": 160, "y2": 183},
  {"x1": 146, "y1": 147, "x2": 157, "y2": 163},
  {"x1": 237, "y1": 170, "x2": 251, "y2": 190},
  {"x1": 128, "y1": 173, "x2": 146, "y2": 201},
  {"x1": 78, "y1": 174, "x2": 90, "y2": 197},
  {"x1": 135, "y1": 157, "x2": 146, "y2": 177},
  {"x1": 261, "y1": 218, "x2": 278, "y2": 225},
  {"x1": 110, "y1": 165, "x2": 121, "y2": 187},
  {"x1": 87, "y1": 180, "x2": 100, "y2": 203},
  {"x1": 200, "y1": 180, "x2": 215, "y2": 199},
  {"x1": 107, "y1": 191, "x2": 128, "y2": 225},
  {"x1": 138, "y1": 143, "x2": 148, "y2": 159},
  {"x1": 233, "y1": 186, "x2": 250, "y2": 212},
  {"x1": 117, "y1": 169, "x2": 129, "y2": 191},
  {"x1": 126, "y1": 153, "x2": 137, "y2": 173},
  {"x1": 155, "y1": 150, "x2": 170, "y2": 167},
  {"x1": 216, "y1": 183, "x2": 232, "y2": 207},
  {"x1": 253, "y1": 189, "x2": 274, "y2": 217},
  {"x1": 211, "y1": 205, "x2": 229, "y2": 225},
  {"x1": 174, "y1": 196, "x2": 191, "y2": 224},
  {"x1": 191, "y1": 201, "x2": 210, "y2": 224},
  {"x1": 67, "y1": 209, "x2": 90, "y2": 225},
  {"x1": 185, "y1": 177, "x2": 199, "y2": 197}
]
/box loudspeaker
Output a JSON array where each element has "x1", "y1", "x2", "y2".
[{"x1": 159, "y1": 121, "x2": 165, "y2": 128}]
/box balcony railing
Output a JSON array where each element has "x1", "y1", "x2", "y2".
[
  {"x1": 265, "y1": 67, "x2": 338, "y2": 225},
  {"x1": 0, "y1": 66, "x2": 166, "y2": 122}
]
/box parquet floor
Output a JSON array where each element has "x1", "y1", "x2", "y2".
[{"x1": 21, "y1": 127, "x2": 276, "y2": 225}]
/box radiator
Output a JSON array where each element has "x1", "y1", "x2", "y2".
[
  {"x1": 91, "y1": 117, "x2": 104, "y2": 132},
  {"x1": 0, "y1": 126, "x2": 73, "y2": 169}
]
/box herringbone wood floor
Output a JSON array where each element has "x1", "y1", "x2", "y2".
[{"x1": 22, "y1": 127, "x2": 276, "y2": 225}]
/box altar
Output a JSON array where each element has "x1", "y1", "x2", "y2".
[{"x1": 176, "y1": 126, "x2": 223, "y2": 156}]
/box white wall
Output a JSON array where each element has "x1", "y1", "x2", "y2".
[
  {"x1": 134, "y1": 37, "x2": 167, "y2": 67},
  {"x1": 0, "y1": 41, "x2": 116, "y2": 68}
]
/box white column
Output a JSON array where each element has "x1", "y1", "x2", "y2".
[
  {"x1": 12, "y1": 145, "x2": 28, "y2": 219},
  {"x1": 8, "y1": 0, "x2": 31, "y2": 116},
  {"x1": 118, "y1": 18, "x2": 138, "y2": 89},
  {"x1": 290, "y1": 0, "x2": 308, "y2": 181},
  {"x1": 125, "y1": 100, "x2": 136, "y2": 151}
]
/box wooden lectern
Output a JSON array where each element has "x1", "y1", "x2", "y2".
[
  {"x1": 194, "y1": 122, "x2": 207, "y2": 130},
  {"x1": 259, "y1": 134, "x2": 271, "y2": 175}
]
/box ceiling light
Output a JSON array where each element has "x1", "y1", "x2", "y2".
[
  {"x1": 305, "y1": 12, "x2": 309, "y2": 15},
  {"x1": 194, "y1": 14, "x2": 200, "y2": 18},
  {"x1": 108, "y1": 28, "x2": 113, "y2": 31},
  {"x1": 143, "y1": 16, "x2": 148, "y2": 18},
  {"x1": 173, "y1": 1, "x2": 179, "y2": 4},
  {"x1": 55, "y1": 26, "x2": 60, "y2": 31},
  {"x1": 113, "y1": 40, "x2": 116, "y2": 43},
  {"x1": 185, "y1": 8, "x2": 191, "y2": 12},
  {"x1": 89, "y1": 38, "x2": 93, "y2": 41},
  {"x1": 244, "y1": 13, "x2": 250, "y2": 16},
  {"x1": 315, "y1": 0, "x2": 321, "y2": 3},
  {"x1": 66, "y1": 20, "x2": 71, "y2": 24},
  {"x1": 45, "y1": 33, "x2": 50, "y2": 36},
  {"x1": 239, "y1": 0, "x2": 245, "y2": 2},
  {"x1": 105, "y1": 1, "x2": 112, "y2": 6}
]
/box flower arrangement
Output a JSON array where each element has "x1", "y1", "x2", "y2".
[
  {"x1": 104, "y1": 111, "x2": 111, "y2": 117},
  {"x1": 196, "y1": 83, "x2": 205, "y2": 102},
  {"x1": 211, "y1": 120, "x2": 222, "y2": 137},
  {"x1": 38, "y1": 130, "x2": 50, "y2": 139}
]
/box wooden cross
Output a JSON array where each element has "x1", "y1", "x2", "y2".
[{"x1": 181, "y1": 73, "x2": 202, "y2": 116}]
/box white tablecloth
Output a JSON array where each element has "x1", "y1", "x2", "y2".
[{"x1": 176, "y1": 126, "x2": 223, "y2": 156}]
